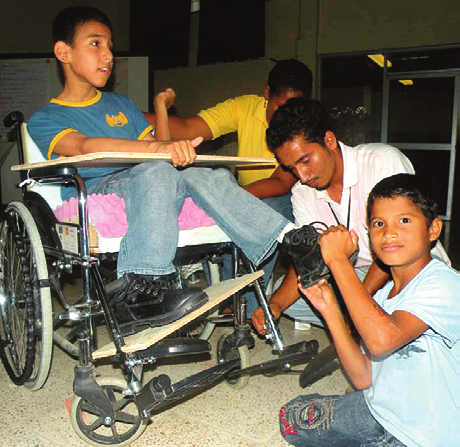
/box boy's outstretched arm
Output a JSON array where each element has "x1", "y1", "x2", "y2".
[
  {"x1": 319, "y1": 225, "x2": 428, "y2": 357},
  {"x1": 153, "y1": 88, "x2": 175, "y2": 141},
  {"x1": 144, "y1": 112, "x2": 213, "y2": 141},
  {"x1": 54, "y1": 131, "x2": 202, "y2": 168},
  {"x1": 300, "y1": 280, "x2": 372, "y2": 389}
]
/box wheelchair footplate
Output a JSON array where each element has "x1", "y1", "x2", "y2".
[{"x1": 92, "y1": 271, "x2": 263, "y2": 359}]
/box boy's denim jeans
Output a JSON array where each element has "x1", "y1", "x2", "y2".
[
  {"x1": 279, "y1": 391, "x2": 406, "y2": 447},
  {"x1": 221, "y1": 193, "x2": 295, "y2": 317},
  {"x1": 88, "y1": 162, "x2": 289, "y2": 277}
]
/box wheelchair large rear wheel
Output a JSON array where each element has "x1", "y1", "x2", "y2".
[{"x1": 0, "y1": 202, "x2": 53, "y2": 390}]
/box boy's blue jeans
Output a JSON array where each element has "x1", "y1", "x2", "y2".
[
  {"x1": 279, "y1": 391, "x2": 406, "y2": 447},
  {"x1": 88, "y1": 162, "x2": 289, "y2": 277},
  {"x1": 220, "y1": 193, "x2": 294, "y2": 317}
]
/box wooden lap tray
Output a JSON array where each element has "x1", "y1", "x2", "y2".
[{"x1": 12, "y1": 152, "x2": 276, "y2": 171}]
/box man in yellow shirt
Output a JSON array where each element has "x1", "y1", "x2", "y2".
[
  {"x1": 145, "y1": 59, "x2": 312, "y2": 207},
  {"x1": 144, "y1": 59, "x2": 313, "y2": 316}
]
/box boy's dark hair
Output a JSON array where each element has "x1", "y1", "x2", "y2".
[
  {"x1": 52, "y1": 6, "x2": 112, "y2": 46},
  {"x1": 266, "y1": 98, "x2": 331, "y2": 151},
  {"x1": 267, "y1": 59, "x2": 313, "y2": 99},
  {"x1": 367, "y1": 173, "x2": 439, "y2": 226}
]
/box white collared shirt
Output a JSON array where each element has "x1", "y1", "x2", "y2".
[{"x1": 291, "y1": 142, "x2": 415, "y2": 268}]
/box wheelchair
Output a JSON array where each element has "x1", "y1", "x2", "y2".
[{"x1": 0, "y1": 111, "x2": 318, "y2": 446}]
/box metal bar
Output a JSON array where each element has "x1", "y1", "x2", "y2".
[
  {"x1": 387, "y1": 69, "x2": 460, "y2": 80},
  {"x1": 389, "y1": 143, "x2": 451, "y2": 151},
  {"x1": 445, "y1": 76, "x2": 459, "y2": 221},
  {"x1": 72, "y1": 174, "x2": 98, "y2": 350},
  {"x1": 90, "y1": 265, "x2": 125, "y2": 352},
  {"x1": 237, "y1": 249, "x2": 284, "y2": 352},
  {"x1": 381, "y1": 68, "x2": 390, "y2": 143}
]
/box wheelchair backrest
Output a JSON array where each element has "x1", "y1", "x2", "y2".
[{"x1": 21, "y1": 123, "x2": 63, "y2": 209}]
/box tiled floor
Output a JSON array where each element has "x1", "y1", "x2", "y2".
[
  {"x1": 1, "y1": 214, "x2": 459, "y2": 447},
  {"x1": 0, "y1": 310, "x2": 345, "y2": 447}
]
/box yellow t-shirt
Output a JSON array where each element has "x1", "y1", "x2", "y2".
[{"x1": 198, "y1": 95, "x2": 277, "y2": 186}]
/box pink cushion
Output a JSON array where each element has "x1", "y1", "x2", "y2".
[{"x1": 53, "y1": 195, "x2": 215, "y2": 238}]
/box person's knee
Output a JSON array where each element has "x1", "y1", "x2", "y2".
[
  {"x1": 279, "y1": 403, "x2": 300, "y2": 439},
  {"x1": 183, "y1": 166, "x2": 235, "y2": 184},
  {"x1": 124, "y1": 162, "x2": 183, "y2": 206},
  {"x1": 279, "y1": 394, "x2": 338, "y2": 446},
  {"x1": 133, "y1": 161, "x2": 178, "y2": 182},
  {"x1": 213, "y1": 167, "x2": 234, "y2": 181}
]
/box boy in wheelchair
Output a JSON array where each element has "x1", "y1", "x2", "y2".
[{"x1": 28, "y1": 6, "x2": 308, "y2": 336}]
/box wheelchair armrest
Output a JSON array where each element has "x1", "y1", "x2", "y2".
[
  {"x1": 3, "y1": 111, "x2": 25, "y2": 128},
  {"x1": 27, "y1": 165, "x2": 79, "y2": 181}
]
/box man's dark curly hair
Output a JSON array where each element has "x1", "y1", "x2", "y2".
[
  {"x1": 267, "y1": 59, "x2": 313, "y2": 98},
  {"x1": 266, "y1": 98, "x2": 331, "y2": 151},
  {"x1": 367, "y1": 173, "x2": 439, "y2": 226}
]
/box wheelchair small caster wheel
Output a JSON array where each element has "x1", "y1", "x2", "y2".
[
  {"x1": 217, "y1": 333, "x2": 250, "y2": 390},
  {"x1": 70, "y1": 377, "x2": 147, "y2": 446}
]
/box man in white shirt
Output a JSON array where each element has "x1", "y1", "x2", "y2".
[{"x1": 252, "y1": 98, "x2": 449, "y2": 382}]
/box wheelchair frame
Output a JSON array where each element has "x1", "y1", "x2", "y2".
[{"x1": 0, "y1": 111, "x2": 318, "y2": 446}]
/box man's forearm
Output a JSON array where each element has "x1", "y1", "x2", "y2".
[
  {"x1": 243, "y1": 166, "x2": 296, "y2": 199},
  {"x1": 362, "y1": 260, "x2": 390, "y2": 295},
  {"x1": 268, "y1": 265, "x2": 301, "y2": 312},
  {"x1": 243, "y1": 178, "x2": 291, "y2": 199}
]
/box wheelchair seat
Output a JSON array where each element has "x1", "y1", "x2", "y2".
[{"x1": 20, "y1": 123, "x2": 232, "y2": 254}]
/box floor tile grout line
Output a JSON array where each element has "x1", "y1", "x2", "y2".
[{"x1": 161, "y1": 408, "x2": 282, "y2": 444}]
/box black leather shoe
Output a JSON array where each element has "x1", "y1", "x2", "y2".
[
  {"x1": 108, "y1": 273, "x2": 208, "y2": 336},
  {"x1": 282, "y1": 223, "x2": 330, "y2": 288},
  {"x1": 283, "y1": 223, "x2": 359, "y2": 288},
  {"x1": 299, "y1": 344, "x2": 340, "y2": 388}
]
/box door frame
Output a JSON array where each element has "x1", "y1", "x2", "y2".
[{"x1": 381, "y1": 69, "x2": 459, "y2": 220}]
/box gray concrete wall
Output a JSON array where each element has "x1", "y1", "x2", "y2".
[
  {"x1": 0, "y1": 0, "x2": 129, "y2": 54},
  {"x1": 154, "y1": 59, "x2": 275, "y2": 116},
  {"x1": 318, "y1": 0, "x2": 460, "y2": 54},
  {"x1": 2, "y1": 0, "x2": 460, "y2": 192}
]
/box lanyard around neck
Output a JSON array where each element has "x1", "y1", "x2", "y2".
[{"x1": 327, "y1": 191, "x2": 351, "y2": 229}]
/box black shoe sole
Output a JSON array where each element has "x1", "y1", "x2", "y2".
[
  {"x1": 119, "y1": 291, "x2": 209, "y2": 336},
  {"x1": 299, "y1": 344, "x2": 340, "y2": 388}
]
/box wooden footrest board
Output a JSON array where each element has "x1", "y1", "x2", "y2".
[{"x1": 92, "y1": 271, "x2": 263, "y2": 360}]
